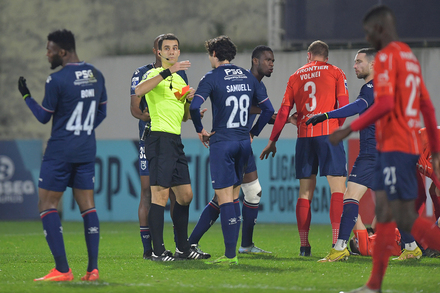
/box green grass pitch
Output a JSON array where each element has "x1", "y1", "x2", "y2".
[{"x1": 1, "y1": 221, "x2": 439, "y2": 292}]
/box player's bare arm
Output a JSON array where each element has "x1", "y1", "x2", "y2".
[
  {"x1": 260, "y1": 140, "x2": 277, "y2": 160},
  {"x1": 329, "y1": 126, "x2": 352, "y2": 146},
  {"x1": 130, "y1": 95, "x2": 150, "y2": 121}
]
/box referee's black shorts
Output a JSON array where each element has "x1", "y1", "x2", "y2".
[{"x1": 145, "y1": 131, "x2": 191, "y2": 188}]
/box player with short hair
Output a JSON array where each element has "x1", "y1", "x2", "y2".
[
  {"x1": 260, "y1": 40, "x2": 349, "y2": 256},
  {"x1": 188, "y1": 45, "x2": 276, "y2": 255},
  {"x1": 130, "y1": 34, "x2": 187, "y2": 259},
  {"x1": 306, "y1": 48, "x2": 377, "y2": 262},
  {"x1": 135, "y1": 33, "x2": 207, "y2": 261},
  {"x1": 190, "y1": 36, "x2": 274, "y2": 264},
  {"x1": 333, "y1": 5, "x2": 440, "y2": 293},
  {"x1": 18, "y1": 29, "x2": 107, "y2": 281}
]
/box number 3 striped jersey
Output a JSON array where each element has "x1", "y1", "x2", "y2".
[
  {"x1": 281, "y1": 60, "x2": 348, "y2": 137},
  {"x1": 373, "y1": 42, "x2": 430, "y2": 154}
]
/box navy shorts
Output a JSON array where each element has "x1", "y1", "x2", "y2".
[
  {"x1": 210, "y1": 139, "x2": 251, "y2": 189},
  {"x1": 295, "y1": 136, "x2": 347, "y2": 179},
  {"x1": 244, "y1": 149, "x2": 257, "y2": 174},
  {"x1": 138, "y1": 140, "x2": 149, "y2": 176},
  {"x1": 145, "y1": 131, "x2": 191, "y2": 188},
  {"x1": 348, "y1": 154, "x2": 377, "y2": 189},
  {"x1": 39, "y1": 158, "x2": 95, "y2": 192},
  {"x1": 372, "y1": 151, "x2": 419, "y2": 201}
]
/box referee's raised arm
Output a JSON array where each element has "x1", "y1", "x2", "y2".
[{"x1": 135, "y1": 60, "x2": 191, "y2": 97}]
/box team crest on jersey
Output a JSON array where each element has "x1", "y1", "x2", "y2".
[
  {"x1": 366, "y1": 83, "x2": 373, "y2": 88},
  {"x1": 132, "y1": 76, "x2": 139, "y2": 89},
  {"x1": 379, "y1": 53, "x2": 388, "y2": 62}
]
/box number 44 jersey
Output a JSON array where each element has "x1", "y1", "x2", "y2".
[
  {"x1": 42, "y1": 62, "x2": 108, "y2": 162},
  {"x1": 281, "y1": 60, "x2": 348, "y2": 138}
]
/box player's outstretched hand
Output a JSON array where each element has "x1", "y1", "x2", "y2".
[
  {"x1": 170, "y1": 60, "x2": 191, "y2": 73},
  {"x1": 260, "y1": 140, "x2": 277, "y2": 160},
  {"x1": 198, "y1": 128, "x2": 215, "y2": 148},
  {"x1": 18, "y1": 76, "x2": 31, "y2": 99},
  {"x1": 329, "y1": 126, "x2": 352, "y2": 145},
  {"x1": 306, "y1": 113, "x2": 328, "y2": 126}
]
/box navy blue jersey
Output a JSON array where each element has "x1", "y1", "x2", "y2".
[
  {"x1": 358, "y1": 80, "x2": 376, "y2": 156},
  {"x1": 247, "y1": 80, "x2": 269, "y2": 131},
  {"x1": 130, "y1": 63, "x2": 188, "y2": 139},
  {"x1": 194, "y1": 64, "x2": 269, "y2": 143},
  {"x1": 42, "y1": 62, "x2": 107, "y2": 163}
]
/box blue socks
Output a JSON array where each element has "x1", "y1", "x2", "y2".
[
  {"x1": 338, "y1": 199, "x2": 359, "y2": 241},
  {"x1": 234, "y1": 198, "x2": 242, "y2": 245},
  {"x1": 220, "y1": 202, "x2": 239, "y2": 258},
  {"x1": 140, "y1": 226, "x2": 151, "y2": 253},
  {"x1": 189, "y1": 199, "x2": 220, "y2": 245},
  {"x1": 40, "y1": 209, "x2": 69, "y2": 273},
  {"x1": 81, "y1": 208, "x2": 99, "y2": 272},
  {"x1": 241, "y1": 198, "x2": 258, "y2": 247}
]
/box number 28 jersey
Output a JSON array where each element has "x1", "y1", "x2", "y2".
[
  {"x1": 194, "y1": 64, "x2": 269, "y2": 144},
  {"x1": 281, "y1": 61, "x2": 348, "y2": 137},
  {"x1": 42, "y1": 62, "x2": 108, "y2": 163},
  {"x1": 374, "y1": 42, "x2": 430, "y2": 154}
]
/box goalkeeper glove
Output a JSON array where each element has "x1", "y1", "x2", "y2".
[
  {"x1": 18, "y1": 76, "x2": 31, "y2": 99},
  {"x1": 306, "y1": 113, "x2": 328, "y2": 126}
]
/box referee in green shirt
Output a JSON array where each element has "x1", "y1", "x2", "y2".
[{"x1": 135, "y1": 33, "x2": 208, "y2": 261}]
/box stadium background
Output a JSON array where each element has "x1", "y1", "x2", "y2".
[{"x1": 1, "y1": 0, "x2": 439, "y2": 223}]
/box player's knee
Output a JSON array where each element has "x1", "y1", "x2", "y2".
[{"x1": 242, "y1": 179, "x2": 262, "y2": 204}]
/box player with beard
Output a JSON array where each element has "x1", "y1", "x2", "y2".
[
  {"x1": 306, "y1": 48, "x2": 377, "y2": 262},
  {"x1": 18, "y1": 29, "x2": 107, "y2": 281}
]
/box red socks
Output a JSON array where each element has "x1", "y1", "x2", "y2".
[
  {"x1": 330, "y1": 192, "x2": 344, "y2": 245},
  {"x1": 296, "y1": 198, "x2": 311, "y2": 247},
  {"x1": 366, "y1": 222, "x2": 397, "y2": 291}
]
